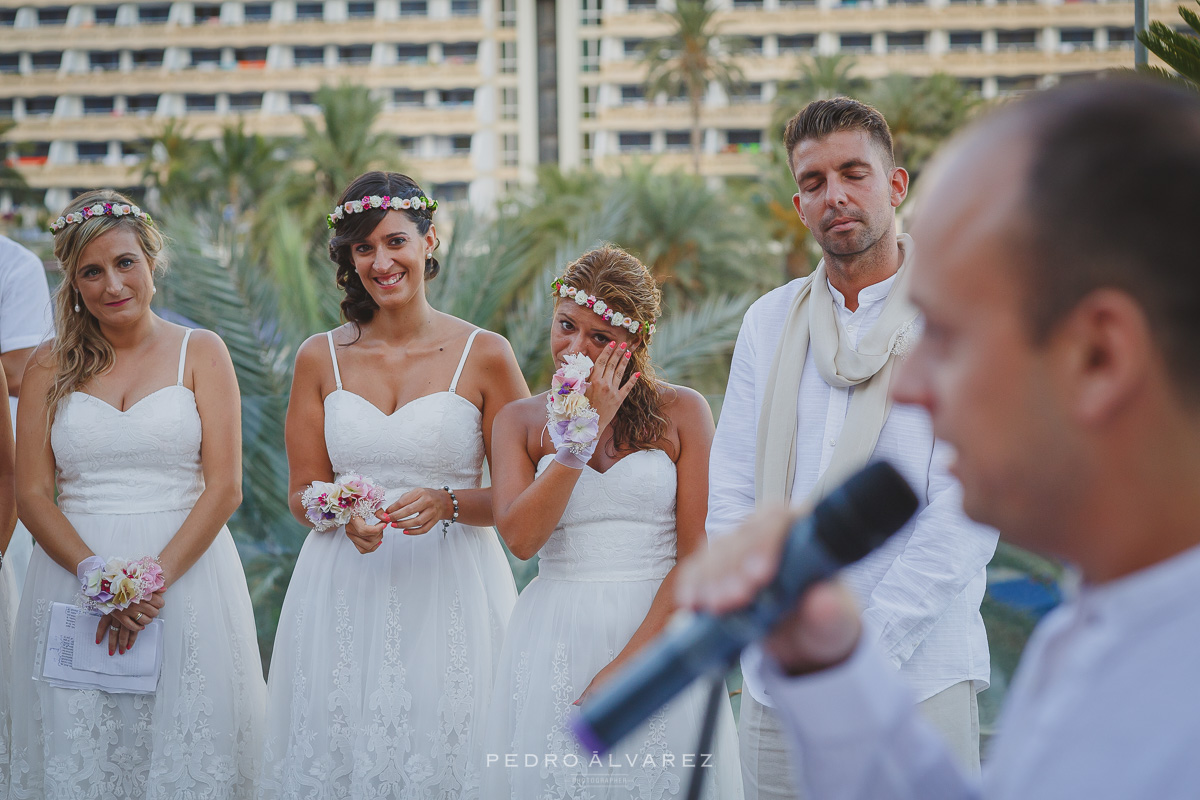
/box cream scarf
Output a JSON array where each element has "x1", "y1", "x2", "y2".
[{"x1": 754, "y1": 234, "x2": 919, "y2": 506}]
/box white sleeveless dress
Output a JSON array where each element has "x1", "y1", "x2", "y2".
[
  {"x1": 481, "y1": 449, "x2": 744, "y2": 800},
  {"x1": 259, "y1": 329, "x2": 518, "y2": 800},
  {"x1": 6, "y1": 330, "x2": 266, "y2": 799},
  {"x1": 0, "y1": 556, "x2": 16, "y2": 795}
]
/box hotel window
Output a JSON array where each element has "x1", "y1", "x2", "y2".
[
  {"x1": 996, "y1": 29, "x2": 1038, "y2": 52},
  {"x1": 733, "y1": 0, "x2": 764, "y2": 8},
  {"x1": 192, "y1": 48, "x2": 223, "y2": 68},
  {"x1": 94, "y1": 5, "x2": 120, "y2": 24},
  {"x1": 77, "y1": 142, "x2": 111, "y2": 163},
  {"x1": 450, "y1": 135, "x2": 472, "y2": 155},
  {"x1": 294, "y1": 46, "x2": 326, "y2": 66},
  {"x1": 627, "y1": 0, "x2": 656, "y2": 10},
  {"x1": 82, "y1": 96, "x2": 117, "y2": 115},
  {"x1": 0, "y1": 9, "x2": 16, "y2": 26},
  {"x1": 665, "y1": 131, "x2": 690, "y2": 152},
  {"x1": 132, "y1": 49, "x2": 165, "y2": 68},
  {"x1": 726, "y1": 129, "x2": 762, "y2": 152},
  {"x1": 236, "y1": 47, "x2": 268, "y2": 66},
  {"x1": 1059, "y1": 28, "x2": 1095, "y2": 50},
  {"x1": 89, "y1": 51, "x2": 121, "y2": 71},
  {"x1": 624, "y1": 39, "x2": 646, "y2": 59},
  {"x1": 194, "y1": 4, "x2": 222, "y2": 23},
  {"x1": 500, "y1": 41, "x2": 517, "y2": 73},
  {"x1": 997, "y1": 75, "x2": 1038, "y2": 94},
  {"x1": 730, "y1": 82, "x2": 763, "y2": 104},
  {"x1": 620, "y1": 84, "x2": 646, "y2": 105},
  {"x1": 744, "y1": 36, "x2": 764, "y2": 55},
  {"x1": 348, "y1": 1, "x2": 376, "y2": 17},
  {"x1": 0, "y1": 54, "x2": 17, "y2": 73},
  {"x1": 503, "y1": 133, "x2": 518, "y2": 166},
  {"x1": 618, "y1": 132, "x2": 652, "y2": 152},
  {"x1": 229, "y1": 92, "x2": 263, "y2": 110},
  {"x1": 431, "y1": 182, "x2": 468, "y2": 202},
  {"x1": 581, "y1": 39, "x2": 600, "y2": 72},
  {"x1": 396, "y1": 43, "x2": 429, "y2": 63},
  {"x1": 886, "y1": 31, "x2": 927, "y2": 52},
  {"x1": 37, "y1": 7, "x2": 69, "y2": 25},
  {"x1": 244, "y1": 3, "x2": 272, "y2": 21},
  {"x1": 0, "y1": 99, "x2": 13, "y2": 118},
  {"x1": 1107, "y1": 26, "x2": 1135, "y2": 46},
  {"x1": 138, "y1": 4, "x2": 171, "y2": 24},
  {"x1": 451, "y1": 0, "x2": 480, "y2": 16},
  {"x1": 499, "y1": 0, "x2": 517, "y2": 26},
  {"x1": 127, "y1": 94, "x2": 159, "y2": 113},
  {"x1": 185, "y1": 94, "x2": 218, "y2": 112},
  {"x1": 440, "y1": 88, "x2": 475, "y2": 107},
  {"x1": 839, "y1": 33, "x2": 872, "y2": 53},
  {"x1": 289, "y1": 91, "x2": 318, "y2": 112},
  {"x1": 948, "y1": 30, "x2": 983, "y2": 51},
  {"x1": 393, "y1": 89, "x2": 426, "y2": 106},
  {"x1": 443, "y1": 42, "x2": 479, "y2": 64},
  {"x1": 778, "y1": 34, "x2": 816, "y2": 54},
  {"x1": 339, "y1": 44, "x2": 373, "y2": 65},
  {"x1": 399, "y1": 0, "x2": 428, "y2": 15},
  {"x1": 295, "y1": 2, "x2": 324, "y2": 20},
  {"x1": 581, "y1": 85, "x2": 596, "y2": 118},
  {"x1": 501, "y1": 86, "x2": 518, "y2": 119},
  {"x1": 25, "y1": 97, "x2": 57, "y2": 117},
  {"x1": 397, "y1": 136, "x2": 418, "y2": 156},
  {"x1": 581, "y1": 0, "x2": 602, "y2": 25},
  {"x1": 31, "y1": 52, "x2": 63, "y2": 72}
]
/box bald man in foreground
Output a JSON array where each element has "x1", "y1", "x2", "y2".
[{"x1": 676, "y1": 78, "x2": 1200, "y2": 799}]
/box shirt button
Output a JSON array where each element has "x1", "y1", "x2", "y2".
[{"x1": 828, "y1": 437, "x2": 837, "y2": 447}]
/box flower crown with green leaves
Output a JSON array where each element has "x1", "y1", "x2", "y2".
[
  {"x1": 552, "y1": 278, "x2": 657, "y2": 337},
  {"x1": 50, "y1": 202, "x2": 153, "y2": 234},
  {"x1": 327, "y1": 193, "x2": 438, "y2": 230}
]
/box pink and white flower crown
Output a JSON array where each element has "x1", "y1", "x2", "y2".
[
  {"x1": 327, "y1": 193, "x2": 438, "y2": 230},
  {"x1": 552, "y1": 278, "x2": 657, "y2": 337},
  {"x1": 50, "y1": 202, "x2": 153, "y2": 234}
]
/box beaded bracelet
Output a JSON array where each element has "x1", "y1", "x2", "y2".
[{"x1": 441, "y1": 486, "x2": 460, "y2": 536}]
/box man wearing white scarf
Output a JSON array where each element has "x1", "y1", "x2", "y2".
[{"x1": 707, "y1": 99, "x2": 997, "y2": 799}]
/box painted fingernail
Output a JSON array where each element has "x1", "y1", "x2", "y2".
[
  {"x1": 608, "y1": 341, "x2": 616, "y2": 348},
  {"x1": 624, "y1": 352, "x2": 631, "y2": 359},
  {"x1": 633, "y1": 372, "x2": 641, "y2": 379},
  {"x1": 109, "y1": 647, "x2": 115, "y2": 656},
  {"x1": 380, "y1": 512, "x2": 390, "y2": 520},
  {"x1": 619, "y1": 342, "x2": 627, "y2": 349}
]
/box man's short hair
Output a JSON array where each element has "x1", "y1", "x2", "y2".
[
  {"x1": 1011, "y1": 78, "x2": 1200, "y2": 399},
  {"x1": 783, "y1": 97, "x2": 896, "y2": 174}
]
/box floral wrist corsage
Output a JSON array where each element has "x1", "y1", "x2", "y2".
[
  {"x1": 546, "y1": 354, "x2": 600, "y2": 466},
  {"x1": 77, "y1": 555, "x2": 165, "y2": 615},
  {"x1": 302, "y1": 474, "x2": 386, "y2": 532}
]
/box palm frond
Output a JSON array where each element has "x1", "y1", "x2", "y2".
[{"x1": 651, "y1": 293, "x2": 755, "y2": 387}]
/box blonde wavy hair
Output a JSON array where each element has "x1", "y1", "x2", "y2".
[
  {"x1": 557, "y1": 245, "x2": 670, "y2": 453},
  {"x1": 45, "y1": 189, "x2": 167, "y2": 425}
]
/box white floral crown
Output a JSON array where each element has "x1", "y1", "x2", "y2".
[
  {"x1": 50, "y1": 201, "x2": 153, "y2": 234},
  {"x1": 552, "y1": 278, "x2": 657, "y2": 337},
  {"x1": 327, "y1": 193, "x2": 438, "y2": 229}
]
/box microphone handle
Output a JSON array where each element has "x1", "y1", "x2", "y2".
[{"x1": 574, "y1": 516, "x2": 843, "y2": 753}]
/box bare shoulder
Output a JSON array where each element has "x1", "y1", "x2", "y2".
[
  {"x1": 659, "y1": 383, "x2": 713, "y2": 424},
  {"x1": 495, "y1": 392, "x2": 546, "y2": 428},
  {"x1": 295, "y1": 330, "x2": 337, "y2": 371},
  {"x1": 183, "y1": 328, "x2": 231, "y2": 363},
  {"x1": 465, "y1": 328, "x2": 516, "y2": 365},
  {"x1": 25, "y1": 339, "x2": 57, "y2": 379}
]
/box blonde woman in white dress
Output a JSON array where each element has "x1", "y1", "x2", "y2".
[{"x1": 10, "y1": 189, "x2": 265, "y2": 799}]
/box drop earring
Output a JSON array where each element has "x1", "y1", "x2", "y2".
[
  {"x1": 74, "y1": 293, "x2": 81, "y2": 313},
  {"x1": 152, "y1": 285, "x2": 157, "y2": 295}
]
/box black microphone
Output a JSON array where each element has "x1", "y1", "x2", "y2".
[{"x1": 571, "y1": 461, "x2": 919, "y2": 754}]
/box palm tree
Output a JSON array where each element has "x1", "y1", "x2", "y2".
[
  {"x1": 293, "y1": 83, "x2": 398, "y2": 202},
  {"x1": 197, "y1": 120, "x2": 281, "y2": 220},
  {"x1": 642, "y1": 0, "x2": 746, "y2": 174},
  {"x1": 1139, "y1": 0, "x2": 1200, "y2": 89},
  {"x1": 0, "y1": 119, "x2": 30, "y2": 199},
  {"x1": 866, "y1": 72, "x2": 980, "y2": 179}
]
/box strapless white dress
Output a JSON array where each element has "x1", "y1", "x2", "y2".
[
  {"x1": 6, "y1": 330, "x2": 266, "y2": 799},
  {"x1": 259, "y1": 329, "x2": 518, "y2": 800},
  {"x1": 0, "y1": 556, "x2": 16, "y2": 795},
  {"x1": 481, "y1": 449, "x2": 744, "y2": 800}
]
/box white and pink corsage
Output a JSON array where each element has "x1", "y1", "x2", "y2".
[
  {"x1": 301, "y1": 473, "x2": 387, "y2": 531},
  {"x1": 76, "y1": 555, "x2": 165, "y2": 615},
  {"x1": 546, "y1": 353, "x2": 601, "y2": 469}
]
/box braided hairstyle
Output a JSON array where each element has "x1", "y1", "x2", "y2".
[
  {"x1": 328, "y1": 171, "x2": 439, "y2": 327},
  {"x1": 556, "y1": 245, "x2": 670, "y2": 453}
]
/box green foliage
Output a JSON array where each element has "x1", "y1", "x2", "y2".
[
  {"x1": 1139, "y1": 1, "x2": 1200, "y2": 89},
  {"x1": 642, "y1": 0, "x2": 747, "y2": 173},
  {"x1": 864, "y1": 73, "x2": 981, "y2": 178},
  {"x1": 0, "y1": 119, "x2": 30, "y2": 196}
]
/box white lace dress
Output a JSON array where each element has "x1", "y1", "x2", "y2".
[
  {"x1": 0, "y1": 555, "x2": 16, "y2": 795},
  {"x1": 259, "y1": 329, "x2": 518, "y2": 800},
  {"x1": 6, "y1": 330, "x2": 266, "y2": 799},
  {"x1": 481, "y1": 449, "x2": 744, "y2": 800}
]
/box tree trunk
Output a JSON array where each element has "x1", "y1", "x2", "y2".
[{"x1": 690, "y1": 91, "x2": 703, "y2": 175}]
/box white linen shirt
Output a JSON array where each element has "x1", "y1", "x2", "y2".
[
  {"x1": 707, "y1": 273, "x2": 997, "y2": 705},
  {"x1": 758, "y1": 541, "x2": 1200, "y2": 800}
]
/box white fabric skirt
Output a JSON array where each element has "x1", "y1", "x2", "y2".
[
  {"x1": 481, "y1": 575, "x2": 745, "y2": 800},
  {"x1": 0, "y1": 555, "x2": 17, "y2": 794},
  {"x1": 7, "y1": 509, "x2": 266, "y2": 799},
  {"x1": 258, "y1": 521, "x2": 517, "y2": 800}
]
